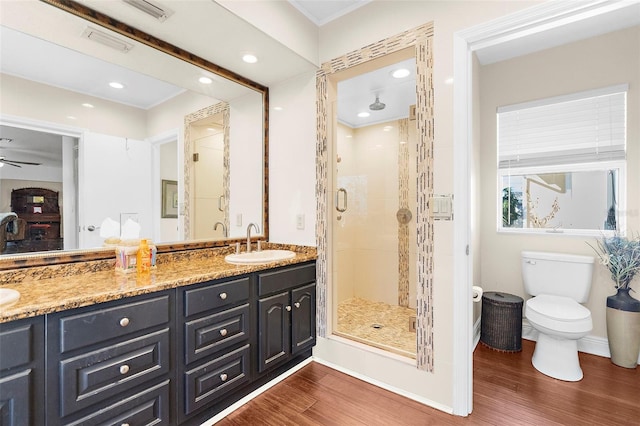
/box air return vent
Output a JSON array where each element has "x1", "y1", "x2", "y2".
[
  {"x1": 123, "y1": 0, "x2": 174, "y2": 22},
  {"x1": 82, "y1": 27, "x2": 133, "y2": 53}
]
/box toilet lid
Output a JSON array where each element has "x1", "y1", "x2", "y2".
[{"x1": 526, "y1": 295, "x2": 591, "y2": 321}]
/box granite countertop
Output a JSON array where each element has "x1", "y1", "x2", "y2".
[{"x1": 0, "y1": 244, "x2": 317, "y2": 323}]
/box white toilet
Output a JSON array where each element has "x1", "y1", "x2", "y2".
[{"x1": 521, "y1": 251, "x2": 594, "y2": 381}]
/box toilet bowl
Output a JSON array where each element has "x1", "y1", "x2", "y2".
[
  {"x1": 525, "y1": 294, "x2": 592, "y2": 381},
  {"x1": 521, "y1": 251, "x2": 594, "y2": 382}
]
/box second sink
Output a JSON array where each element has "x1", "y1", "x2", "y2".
[
  {"x1": 225, "y1": 249, "x2": 296, "y2": 265},
  {"x1": 0, "y1": 288, "x2": 20, "y2": 307}
]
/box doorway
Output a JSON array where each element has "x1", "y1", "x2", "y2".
[{"x1": 331, "y1": 56, "x2": 419, "y2": 358}]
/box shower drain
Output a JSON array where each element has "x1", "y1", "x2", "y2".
[{"x1": 371, "y1": 323, "x2": 384, "y2": 329}]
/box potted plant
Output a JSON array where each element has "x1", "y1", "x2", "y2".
[{"x1": 589, "y1": 233, "x2": 640, "y2": 368}]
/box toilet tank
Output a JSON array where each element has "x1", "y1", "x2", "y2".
[{"x1": 521, "y1": 251, "x2": 595, "y2": 303}]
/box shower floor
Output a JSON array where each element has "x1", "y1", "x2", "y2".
[{"x1": 334, "y1": 297, "x2": 416, "y2": 359}]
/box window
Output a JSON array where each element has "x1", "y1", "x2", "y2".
[{"x1": 497, "y1": 85, "x2": 627, "y2": 235}]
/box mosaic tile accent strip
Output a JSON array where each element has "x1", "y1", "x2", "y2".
[
  {"x1": 336, "y1": 297, "x2": 416, "y2": 358},
  {"x1": 183, "y1": 102, "x2": 230, "y2": 238},
  {"x1": 415, "y1": 38, "x2": 435, "y2": 372},
  {"x1": 398, "y1": 119, "x2": 410, "y2": 308},
  {"x1": 315, "y1": 73, "x2": 328, "y2": 338},
  {"x1": 316, "y1": 22, "x2": 434, "y2": 371}
]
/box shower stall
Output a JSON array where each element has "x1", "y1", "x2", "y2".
[{"x1": 332, "y1": 115, "x2": 418, "y2": 358}]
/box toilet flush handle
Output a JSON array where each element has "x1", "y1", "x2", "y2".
[{"x1": 526, "y1": 260, "x2": 536, "y2": 265}]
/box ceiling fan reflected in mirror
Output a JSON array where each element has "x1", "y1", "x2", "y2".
[{"x1": 0, "y1": 156, "x2": 42, "y2": 168}]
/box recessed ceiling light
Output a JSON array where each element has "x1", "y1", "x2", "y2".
[
  {"x1": 199, "y1": 77, "x2": 213, "y2": 84},
  {"x1": 346, "y1": 135, "x2": 353, "y2": 138},
  {"x1": 67, "y1": 116, "x2": 77, "y2": 120},
  {"x1": 392, "y1": 68, "x2": 410, "y2": 79},
  {"x1": 109, "y1": 81, "x2": 125, "y2": 89},
  {"x1": 82, "y1": 103, "x2": 94, "y2": 108},
  {"x1": 357, "y1": 112, "x2": 370, "y2": 118},
  {"x1": 383, "y1": 126, "x2": 393, "y2": 131},
  {"x1": 445, "y1": 77, "x2": 454, "y2": 85},
  {"x1": 242, "y1": 53, "x2": 258, "y2": 64},
  {"x1": 273, "y1": 106, "x2": 283, "y2": 111}
]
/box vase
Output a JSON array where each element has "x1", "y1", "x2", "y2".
[{"x1": 606, "y1": 288, "x2": 640, "y2": 368}]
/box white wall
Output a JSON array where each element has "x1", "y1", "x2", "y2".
[
  {"x1": 265, "y1": 0, "x2": 540, "y2": 413},
  {"x1": 478, "y1": 26, "x2": 640, "y2": 339},
  {"x1": 268, "y1": 71, "x2": 317, "y2": 246}
]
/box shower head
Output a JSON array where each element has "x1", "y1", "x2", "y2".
[{"x1": 369, "y1": 96, "x2": 386, "y2": 111}]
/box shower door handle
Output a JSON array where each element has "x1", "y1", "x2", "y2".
[
  {"x1": 336, "y1": 188, "x2": 348, "y2": 213},
  {"x1": 218, "y1": 195, "x2": 224, "y2": 212}
]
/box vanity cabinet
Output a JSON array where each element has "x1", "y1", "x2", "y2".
[
  {"x1": 0, "y1": 316, "x2": 45, "y2": 426},
  {"x1": 176, "y1": 276, "x2": 252, "y2": 423},
  {"x1": 0, "y1": 260, "x2": 316, "y2": 426},
  {"x1": 257, "y1": 263, "x2": 316, "y2": 373},
  {"x1": 45, "y1": 291, "x2": 174, "y2": 426}
]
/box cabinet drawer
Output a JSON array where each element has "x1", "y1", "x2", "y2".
[
  {"x1": 64, "y1": 380, "x2": 170, "y2": 426},
  {"x1": 60, "y1": 328, "x2": 170, "y2": 417},
  {"x1": 258, "y1": 263, "x2": 316, "y2": 296},
  {"x1": 59, "y1": 295, "x2": 170, "y2": 353},
  {"x1": 0, "y1": 323, "x2": 33, "y2": 371},
  {"x1": 184, "y1": 277, "x2": 250, "y2": 317},
  {"x1": 184, "y1": 344, "x2": 250, "y2": 415},
  {"x1": 184, "y1": 303, "x2": 250, "y2": 365}
]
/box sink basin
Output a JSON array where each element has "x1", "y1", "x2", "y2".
[
  {"x1": 0, "y1": 288, "x2": 20, "y2": 307},
  {"x1": 225, "y1": 249, "x2": 296, "y2": 265}
]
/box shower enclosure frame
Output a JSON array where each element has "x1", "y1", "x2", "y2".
[{"x1": 316, "y1": 22, "x2": 435, "y2": 372}]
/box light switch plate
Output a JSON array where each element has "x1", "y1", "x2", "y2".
[{"x1": 296, "y1": 214, "x2": 305, "y2": 230}]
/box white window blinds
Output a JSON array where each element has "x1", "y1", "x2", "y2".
[{"x1": 498, "y1": 84, "x2": 627, "y2": 169}]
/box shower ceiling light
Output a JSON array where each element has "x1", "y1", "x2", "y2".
[
  {"x1": 369, "y1": 96, "x2": 386, "y2": 111},
  {"x1": 392, "y1": 68, "x2": 410, "y2": 78},
  {"x1": 357, "y1": 112, "x2": 370, "y2": 118}
]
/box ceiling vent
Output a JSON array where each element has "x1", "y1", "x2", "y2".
[
  {"x1": 123, "y1": 0, "x2": 174, "y2": 22},
  {"x1": 82, "y1": 27, "x2": 134, "y2": 53}
]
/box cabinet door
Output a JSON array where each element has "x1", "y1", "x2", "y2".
[
  {"x1": 0, "y1": 370, "x2": 30, "y2": 426},
  {"x1": 0, "y1": 316, "x2": 44, "y2": 426},
  {"x1": 291, "y1": 283, "x2": 316, "y2": 355},
  {"x1": 257, "y1": 292, "x2": 290, "y2": 372}
]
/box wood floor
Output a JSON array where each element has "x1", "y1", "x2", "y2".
[{"x1": 218, "y1": 340, "x2": 639, "y2": 425}]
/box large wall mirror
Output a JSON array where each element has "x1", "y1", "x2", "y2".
[{"x1": 0, "y1": 0, "x2": 268, "y2": 268}]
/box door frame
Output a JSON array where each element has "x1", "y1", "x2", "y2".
[
  {"x1": 452, "y1": 0, "x2": 633, "y2": 415},
  {"x1": 0, "y1": 114, "x2": 81, "y2": 249}
]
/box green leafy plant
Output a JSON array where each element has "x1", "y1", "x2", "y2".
[
  {"x1": 589, "y1": 233, "x2": 640, "y2": 290},
  {"x1": 502, "y1": 187, "x2": 522, "y2": 227}
]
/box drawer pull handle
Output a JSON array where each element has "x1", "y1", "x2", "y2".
[
  {"x1": 119, "y1": 317, "x2": 130, "y2": 327},
  {"x1": 220, "y1": 373, "x2": 228, "y2": 381},
  {"x1": 286, "y1": 305, "x2": 292, "y2": 312},
  {"x1": 219, "y1": 292, "x2": 228, "y2": 300},
  {"x1": 119, "y1": 365, "x2": 130, "y2": 375},
  {"x1": 294, "y1": 302, "x2": 301, "y2": 309},
  {"x1": 220, "y1": 329, "x2": 228, "y2": 337}
]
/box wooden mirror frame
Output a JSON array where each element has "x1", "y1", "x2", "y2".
[{"x1": 0, "y1": 0, "x2": 269, "y2": 270}]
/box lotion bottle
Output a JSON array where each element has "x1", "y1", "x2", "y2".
[{"x1": 137, "y1": 239, "x2": 151, "y2": 274}]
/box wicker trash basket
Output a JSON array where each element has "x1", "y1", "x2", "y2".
[{"x1": 480, "y1": 291, "x2": 524, "y2": 352}]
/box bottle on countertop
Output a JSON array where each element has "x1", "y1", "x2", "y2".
[{"x1": 137, "y1": 238, "x2": 151, "y2": 275}]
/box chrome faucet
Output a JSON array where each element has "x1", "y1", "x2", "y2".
[
  {"x1": 214, "y1": 221, "x2": 227, "y2": 238},
  {"x1": 246, "y1": 223, "x2": 259, "y2": 253}
]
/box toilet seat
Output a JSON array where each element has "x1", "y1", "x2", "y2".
[{"x1": 526, "y1": 294, "x2": 592, "y2": 333}]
